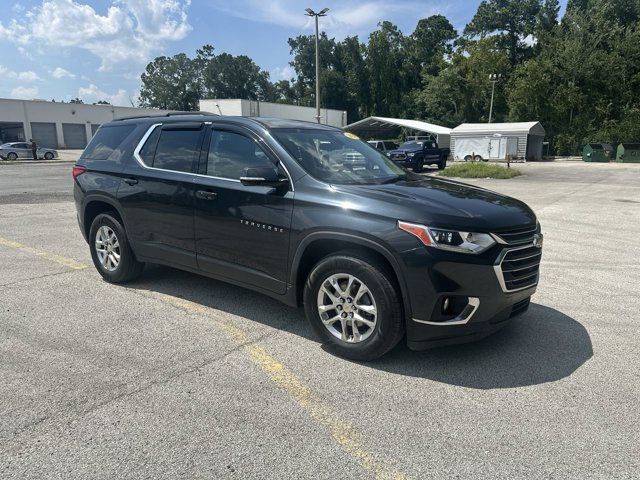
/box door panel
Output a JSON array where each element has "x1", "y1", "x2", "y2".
[
  {"x1": 117, "y1": 123, "x2": 204, "y2": 269},
  {"x1": 489, "y1": 138, "x2": 501, "y2": 159},
  {"x1": 194, "y1": 126, "x2": 293, "y2": 294}
]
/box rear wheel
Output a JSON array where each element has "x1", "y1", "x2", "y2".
[
  {"x1": 89, "y1": 212, "x2": 144, "y2": 283},
  {"x1": 7, "y1": 152, "x2": 17, "y2": 161},
  {"x1": 44, "y1": 152, "x2": 53, "y2": 160},
  {"x1": 304, "y1": 251, "x2": 404, "y2": 361}
]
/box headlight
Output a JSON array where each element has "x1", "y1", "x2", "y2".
[
  {"x1": 398, "y1": 221, "x2": 496, "y2": 254},
  {"x1": 406, "y1": 152, "x2": 415, "y2": 158}
]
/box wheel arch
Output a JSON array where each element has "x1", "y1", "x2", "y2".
[
  {"x1": 82, "y1": 195, "x2": 127, "y2": 241},
  {"x1": 291, "y1": 232, "x2": 412, "y2": 320}
]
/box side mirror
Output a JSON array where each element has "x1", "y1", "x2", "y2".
[{"x1": 240, "y1": 166, "x2": 289, "y2": 188}]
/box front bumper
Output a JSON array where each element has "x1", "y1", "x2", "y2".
[{"x1": 398, "y1": 243, "x2": 540, "y2": 350}]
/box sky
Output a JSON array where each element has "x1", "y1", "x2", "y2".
[{"x1": 0, "y1": 0, "x2": 568, "y2": 106}]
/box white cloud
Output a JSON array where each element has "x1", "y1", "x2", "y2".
[
  {"x1": 17, "y1": 71, "x2": 41, "y2": 82},
  {"x1": 78, "y1": 83, "x2": 132, "y2": 106},
  {"x1": 2, "y1": 0, "x2": 192, "y2": 70},
  {"x1": 0, "y1": 65, "x2": 41, "y2": 81},
  {"x1": 51, "y1": 67, "x2": 76, "y2": 79},
  {"x1": 11, "y1": 86, "x2": 39, "y2": 98},
  {"x1": 271, "y1": 65, "x2": 296, "y2": 81}
]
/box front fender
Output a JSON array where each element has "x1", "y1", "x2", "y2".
[{"x1": 290, "y1": 230, "x2": 413, "y2": 321}]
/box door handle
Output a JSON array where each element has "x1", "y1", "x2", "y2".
[
  {"x1": 196, "y1": 190, "x2": 218, "y2": 201},
  {"x1": 124, "y1": 177, "x2": 138, "y2": 186}
]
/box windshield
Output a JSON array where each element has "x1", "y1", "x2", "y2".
[
  {"x1": 273, "y1": 129, "x2": 409, "y2": 185},
  {"x1": 399, "y1": 141, "x2": 422, "y2": 150}
]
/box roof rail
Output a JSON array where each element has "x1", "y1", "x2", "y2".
[{"x1": 114, "y1": 111, "x2": 218, "y2": 121}]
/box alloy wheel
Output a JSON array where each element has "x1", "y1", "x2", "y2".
[
  {"x1": 316, "y1": 273, "x2": 377, "y2": 343},
  {"x1": 95, "y1": 225, "x2": 121, "y2": 272}
]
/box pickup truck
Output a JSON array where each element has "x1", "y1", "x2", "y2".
[{"x1": 387, "y1": 140, "x2": 449, "y2": 172}]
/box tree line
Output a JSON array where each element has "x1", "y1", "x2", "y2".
[{"x1": 139, "y1": 0, "x2": 640, "y2": 154}]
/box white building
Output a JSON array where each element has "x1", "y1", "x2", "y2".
[
  {"x1": 0, "y1": 98, "x2": 170, "y2": 148},
  {"x1": 199, "y1": 99, "x2": 347, "y2": 127},
  {"x1": 451, "y1": 122, "x2": 545, "y2": 161}
]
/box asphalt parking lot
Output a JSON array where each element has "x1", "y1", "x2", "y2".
[{"x1": 1, "y1": 161, "x2": 639, "y2": 479}]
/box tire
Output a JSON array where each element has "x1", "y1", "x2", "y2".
[
  {"x1": 303, "y1": 251, "x2": 404, "y2": 361},
  {"x1": 7, "y1": 152, "x2": 17, "y2": 161},
  {"x1": 412, "y1": 158, "x2": 424, "y2": 173},
  {"x1": 44, "y1": 152, "x2": 53, "y2": 160},
  {"x1": 89, "y1": 212, "x2": 144, "y2": 283},
  {"x1": 475, "y1": 155, "x2": 486, "y2": 162},
  {"x1": 437, "y1": 157, "x2": 446, "y2": 170},
  {"x1": 463, "y1": 155, "x2": 472, "y2": 162}
]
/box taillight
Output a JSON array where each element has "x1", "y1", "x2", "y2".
[{"x1": 72, "y1": 165, "x2": 87, "y2": 179}]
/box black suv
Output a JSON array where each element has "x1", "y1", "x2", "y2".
[
  {"x1": 387, "y1": 140, "x2": 450, "y2": 172},
  {"x1": 74, "y1": 114, "x2": 542, "y2": 360}
]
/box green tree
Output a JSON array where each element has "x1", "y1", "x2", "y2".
[
  {"x1": 139, "y1": 53, "x2": 202, "y2": 110},
  {"x1": 464, "y1": 0, "x2": 542, "y2": 65}
]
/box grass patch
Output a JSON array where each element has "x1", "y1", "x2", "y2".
[{"x1": 438, "y1": 162, "x2": 521, "y2": 179}]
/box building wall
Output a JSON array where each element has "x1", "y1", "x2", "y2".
[
  {"x1": 199, "y1": 99, "x2": 347, "y2": 127},
  {"x1": 0, "y1": 98, "x2": 170, "y2": 148}
]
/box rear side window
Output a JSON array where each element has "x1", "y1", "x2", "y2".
[
  {"x1": 142, "y1": 127, "x2": 201, "y2": 173},
  {"x1": 82, "y1": 125, "x2": 136, "y2": 161}
]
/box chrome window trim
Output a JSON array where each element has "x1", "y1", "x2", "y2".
[
  {"x1": 132, "y1": 122, "x2": 294, "y2": 189},
  {"x1": 493, "y1": 243, "x2": 541, "y2": 293},
  {"x1": 413, "y1": 297, "x2": 480, "y2": 326}
]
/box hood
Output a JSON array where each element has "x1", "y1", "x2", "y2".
[{"x1": 338, "y1": 175, "x2": 536, "y2": 231}]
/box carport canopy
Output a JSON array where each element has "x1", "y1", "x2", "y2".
[{"x1": 343, "y1": 116, "x2": 452, "y2": 147}]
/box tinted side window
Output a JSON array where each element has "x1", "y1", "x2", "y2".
[
  {"x1": 152, "y1": 129, "x2": 201, "y2": 173},
  {"x1": 207, "y1": 130, "x2": 274, "y2": 180},
  {"x1": 139, "y1": 127, "x2": 160, "y2": 166},
  {"x1": 82, "y1": 125, "x2": 136, "y2": 160}
]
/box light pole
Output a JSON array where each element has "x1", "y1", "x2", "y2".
[
  {"x1": 305, "y1": 7, "x2": 329, "y2": 123},
  {"x1": 488, "y1": 73, "x2": 502, "y2": 123}
]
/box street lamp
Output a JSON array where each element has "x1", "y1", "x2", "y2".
[
  {"x1": 305, "y1": 7, "x2": 329, "y2": 123},
  {"x1": 488, "y1": 73, "x2": 502, "y2": 124}
]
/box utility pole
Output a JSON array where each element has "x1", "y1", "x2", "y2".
[
  {"x1": 305, "y1": 8, "x2": 329, "y2": 123},
  {"x1": 488, "y1": 74, "x2": 502, "y2": 123}
]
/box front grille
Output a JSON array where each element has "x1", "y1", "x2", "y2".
[
  {"x1": 495, "y1": 245, "x2": 542, "y2": 292},
  {"x1": 494, "y1": 225, "x2": 538, "y2": 245}
]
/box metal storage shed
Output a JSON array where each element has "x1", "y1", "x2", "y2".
[
  {"x1": 615, "y1": 143, "x2": 640, "y2": 163},
  {"x1": 451, "y1": 121, "x2": 545, "y2": 161},
  {"x1": 343, "y1": 116, "x2": 452, "y2": 148}
]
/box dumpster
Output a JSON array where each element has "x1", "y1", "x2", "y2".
[
  {"x1": 615, "y1": 143, "x2": 640, "y2": 163},
  {"x1": 583, "y1": 143, "x2": 614, "y2": 162}
]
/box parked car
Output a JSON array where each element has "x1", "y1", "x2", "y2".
[
  {"x1": 0, "y1": 142, "x2": 58, "y2": 160},
  {"x1": 367, "y1": 140, "x2": 399, "y2": 154},
  {"x1": 73, "y1": 114, "x2": 542, "y2": 360},
  {"x1": 387, "y1": 140, "x2": 450, "y2": 172}
]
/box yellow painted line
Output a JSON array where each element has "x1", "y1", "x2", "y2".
[
  {"x1": 158, "y1": 294, "x2": 408, "y2": 480},
  {"x1": 1, "y1": 237, "x2": 408, "y2": 479},
  {"x1": 0, "y1": 236, "x2": 88, "y2": 270}
]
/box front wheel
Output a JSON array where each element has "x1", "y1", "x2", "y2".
[
  {"x1": 412, "y1": 158, "x2": 424, "y2": 173},
  {"x1": 6, "y1": 152, "x2": 17, "y2": 161},
  {"x1": 437, "y1": 157, "x2": 447, "y2": 170},
  {"x1": 304, "y1": 252, "x2": 404, "y2": 361},
  {"x1": 89, "y1": 212, "x2": 144, "y2": 283}
]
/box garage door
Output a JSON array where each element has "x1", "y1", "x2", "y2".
[
  {"x1": 62, "y1": 123, "x2": 88, "y2": 149},
  {"x1": 31, "y1": 122, "x2": 58, "y2": 148}
]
